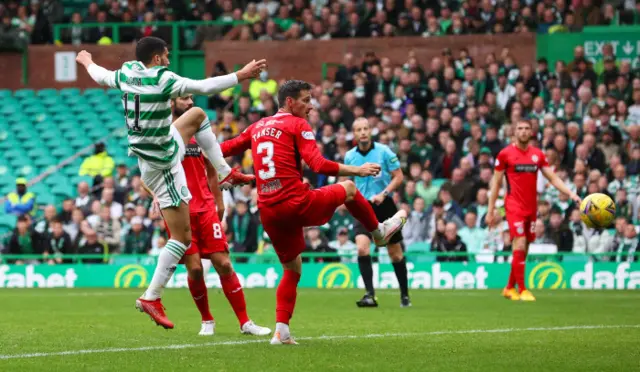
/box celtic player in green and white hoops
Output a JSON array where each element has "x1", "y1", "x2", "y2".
[{"x1": 76, "y1": 36, "x2": 266, "y2": 329}]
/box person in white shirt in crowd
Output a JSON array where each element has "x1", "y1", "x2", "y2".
[
  {"x1": 75, "y1": 181, "x2": 94, "y2": 215},
  {"x1": 328, "y1": 227, "x2": 358, "y2": 263},
  {"x1": 403, "y1": 197, "x2": 428, "y2": 246},
  {"x1": 458, "y1": 210, "x2": 487, "y2": 254},
  {"x1": 101, "y1": 188, "x2": 123, "y2": 220}
]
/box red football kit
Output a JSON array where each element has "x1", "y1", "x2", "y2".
[
  {"x1": 221, "y1": 112, "x2": 346, "y2": 263},
  {"x1": 168, "y1": 138, "x2": 227, "y2": 257},
  {"x1": 494, "y1": 143, "x2": 548, "y2": 242}
]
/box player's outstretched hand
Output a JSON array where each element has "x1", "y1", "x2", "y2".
[
  {"x1": 570, "y1": 193, "x2": 582, "y2": 205},
  {"x1": 370, "y1": 193, "x2": 385, "y2": 205},
  {"x1": 236, "y1": 59, "x2": 268, "y2": 81},
  {"x1": 76, "y1": 50, "x2": 93, "y2": 67},
  {"x1": 485, "y1": 210, "x2": 495, "y2": 228},
  {"x1": 358, "y1": 162, "x2": 381, "y2": 177}
]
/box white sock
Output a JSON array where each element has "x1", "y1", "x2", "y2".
[
  {"x1": 142, "y1": 240, "x2": 187, "y2": 300},
  {"x1": 275, "y1": 322, "x2": 290, "y2": 337},
  {"x1": 194, "y1": 118, "x2": 232, "y2": 180},
  {"x1": 371, "y1": 223, "x2": 384, "y2": 240}
]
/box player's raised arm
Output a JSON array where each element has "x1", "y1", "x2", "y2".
[
  {"x1": 541, "y1": 166, "x2": 581, "y2": 204},
  {"x1": 295, "y1": 120, "x2": 380, "y2": 177},
  {"x1": 76, "y1": 50, "x2": 118, "y2": 88},
  {"x1": 220, "y1": 123, "x2": 255, "y2": 157},
  {"x1": 176, "y1": 59, "x2": 267, "y2": 96}
]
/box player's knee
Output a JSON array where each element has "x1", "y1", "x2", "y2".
[
  {"x1": 188, "y1": 265, "x2": 204, "y2": 280},
  {"x1": 341, "y1": 180, "x2": 357, "y2": 200},
  {"x1": 388, "y1": 245, "x2": 404, "y2": 262},
  {"x1": 214, "y1": 259, "x2": 234, "y2": 276},
  {"x1": 356, "y1": 239, "x2": 370, "y2": 256},
  {"x1": 189, "y1": 106, "x2": 206, "y2": 122}
]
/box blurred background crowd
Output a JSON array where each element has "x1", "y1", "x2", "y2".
[
  {"x1": 1, "y1": 0, "x2": 639, "y2": 264},
  {"x1": 1, "y1": 0, "x2": 640, "y2": 50}
]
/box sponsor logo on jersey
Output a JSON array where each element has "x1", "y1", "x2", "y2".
[
  {"x1": 260, "y1": 179, "x2": 282, "y2": 194},
  {"x1": 301, "y1": 131, "x2": 315, "y2": 140},
  {"x1": 514, "y1": 164, "x2": 538, "y2": 173},
  {"x1": 185, "y1": 144, "x2": 201, "y2": 157}
]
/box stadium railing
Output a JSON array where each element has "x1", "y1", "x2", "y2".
[{"x1": 1, "y1": 252, "x2": 637, "y2": 264}]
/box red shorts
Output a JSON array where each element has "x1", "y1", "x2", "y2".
[
  {"x1": 260, "y1": 184, "x2": 347, "y2": 263},
  {"x1": 505, "y1": 211, "x2": 536, "y2": 243},
  {"x1": 166, "y1": 209, "x2": 228, "y2": 261}
]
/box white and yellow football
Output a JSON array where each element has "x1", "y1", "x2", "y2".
[{"x1": 580, "y1": 193, "x2": 616, "y2": 229}]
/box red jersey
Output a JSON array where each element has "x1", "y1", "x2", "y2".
[
  {"x1": 494, "y1": 143, "x2": 548, "y2": 216},
  {"x1": 183, "y1": 138, "x2": 215, "y2": 213},
  {"x1": 220, "y1": 112, "x2": 340, "y2": 207}
]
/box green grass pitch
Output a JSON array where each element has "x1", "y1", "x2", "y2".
[{"x1": 1, "y1": 288, "x2": 639, "y2": 371}]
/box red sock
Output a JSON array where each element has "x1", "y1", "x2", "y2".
[
  {"x1": 506, "y1": 267, "x2": 516, "y2": 290},
  {"x1": 187, "y1": 276, "x2": 213, "y2": 322},
  {"x1": 276, "y1": 270, "x2": 301, "y2": 324},
  {"x1": 345, "y1": 190, "x2": 378, "y2": 232},
  {"x1": 220, "y1": 272, "x2": 250, "y2": 327},
  {"x1": 512, "y1": 250, "x2": 527, "y2": 293}
]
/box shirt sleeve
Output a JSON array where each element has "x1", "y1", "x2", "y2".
[
  {"x1": 295, "y1": 119, "x2": 340, "y2": 176},
  {"x1": 384, "y1": 146, "x2": 401, "y2": 172},
  {"x1": 494, "y1": 149, "x2": 507, "y2": 172},
  {"x1": 220, "y1": 123, "x2": 254, "y2": 157},
  {"x1": 169, "y1": 72, "x2": 239, "y2": 98},
  {"x1": 87, "y1": 63, "x2": 119, "y2": 89},
  {"x1": 538, "y1": 149, "x2": 549, "y2": 168}
]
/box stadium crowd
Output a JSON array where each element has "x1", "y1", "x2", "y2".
[
  {"x1": 1, "y1": 0, "x2": 640, "y2": 49},
  {"x1": 2, "y1": 39, "x2": 640, "y2": 264}
]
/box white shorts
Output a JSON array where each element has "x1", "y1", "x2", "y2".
[{"x1": 138, "y1": 126, "x2": 192, "y2": 209}]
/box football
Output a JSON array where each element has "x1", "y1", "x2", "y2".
[{"x1": 580, "y1": 193, "x2": 616, "y2": 229}]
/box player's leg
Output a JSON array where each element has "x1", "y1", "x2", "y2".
[
  {"x1": 184, "y1": 249, "x2": 215, "y2": 335},
  {"x1": 518, "y1": 217, "x2": 537, "y2": 301},
  {"x1": 172, "y1": 107, "x2": 252, "y2": 188},
  {"x1": 135, "y1": 161, "x2": 191, "y2": 329},
  {"x1": 387, "y1": 242, "x2": 410, "y2": 307},
  {"x1": 271, "y1": 254, "x2": 302, "y2": 345},
  {"x1": 503, "y1": 213, "x2": 528, "y2": 301},
  {"x1": 340, "y1": 180, "x2": 407, "y2": 246},
  {"x1": 355, "y1": 233, "x2": 377, "y2": 307},
  {"x1": 209, "y1": 251, "x2": 271, "y2": 336}
]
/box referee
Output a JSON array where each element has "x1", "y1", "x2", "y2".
[{"x1": 344, "y1": 118, "x2": 410, "y2": 308}]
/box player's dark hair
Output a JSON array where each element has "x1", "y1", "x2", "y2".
[
  {"x1": 277, "y1": 80, "x2": 312, "y2": 108},
  {"x1": 136, "y1": 37, "x2": 167, "y2": 65}
]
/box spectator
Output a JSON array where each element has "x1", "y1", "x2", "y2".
[
  {"x1": 328, "y1": 227, "x2": 357, "y2": 263},
  {"x1": 123, "y1": 216, "x2": 151, "y2": 254},
  {"x1": 441, "y1": 168, "x2": 474, "y2": 207},
  {"x1": 75, "y1": 181, "x2": 94, "y2": 215},
  {"x1": 101, "y1": 188, "x2": 123, "y2": 220},
  {"x1": 78, "y1": 230, "x2": 105, "y2": 263},
  {"x1": 45, "y1": 218, "x2": 74, "y2": 264},
  {"x1": 533, "y1": 218, "x2": 554, "y2": 244},
  {"x1": 328, "y1": 204, "x2": 354, "y2": 241},
  {"x1": 403, "y1": 197, "x2": 428, "y2": 246},
  {"x1": 249, "y1": 70, "x2": 278, "y2": 107},
  {"x1": 458, "y1": 210, "x2": 487, "y2": 254},
  {"x1": 438, "y1": 189, "x2": 464, "y2": 220},
  {"x1": 226, "y1": 200, "x2": 258, "y2": 254},
  {"x1": 4, "y1": 178, "x2": 35, "y2": 216},
  {"x1": 78, "y1": 142, "x2": 115, "y2": 178},
  {"x1": 35, "y1": 205, "x2": 57, "y2": 237},
  {"x1": 64, "y1": 208, "x2": 86, "y2": 243},
  {"x1": 616, "y1": 223, "x2": 639, "y2": 263},
  {"x1": 95, "y1": 206, "x2": 122, "y2": 253},
  {"x1": 57, "y1": 198, "x2": 75, "y2": 225},
  {"x1": 8, "y1": 215, "x2": 46, "y2": 263},
  {"x1": 569, "y1": 209, "x2": 590, "y2": 254},
  {"x1": 304, "y1": 227, "x2": 337, "y2": 263},
  {"x1": 416, "y1": 169, "x2": 439, "y2": 205},
  {"x1": 433, "y1": 222, "x2": 467, "y2": 262},
  {"x1": 548, "y1": 208, "x2": 574, "y2": 253}
]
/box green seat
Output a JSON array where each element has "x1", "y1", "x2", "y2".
[
  {"x1": 106, "y1": 89, "x2": 121, "y2": 97},
  {"x1": 63, "y1": 96, "x2": 86, "y2": 106},
  {"x1": 40, "y1": 129, "x2": 62, "y2": 141},
  {"x1": 22, "y1": 140, "x2": 46, "y2": 150},
  {"x1": 10, "y1": 156, "x2": 33, "y2": 167},
  {"x1": 0, "y1": 105, "x2": 18, "y2": 115},
  {"x1": 0, "y1": 139, "x2": 19, "y2": 150},
  {"x1": 14, "y1": 89, "x2": 35, "y2": 99},
  {"x1": 51, "y1": 183, "x2": 74, "y2": 198},
  {"x1": 36, "y1": 192, "x2": 56, "y2": 206},
  {"x1": 16, "y1": 165, "x2": 37, "y2": 177},
  {"x1": 60, "y1": 88, "x2": 81, "y2": 97},
  {"x1": 44, "y1": 173, "x2": 67, "y2": 187},
  {"x1": 41, "y1": 96, "x2": 63, "y2": 106},
  {"x1": 15, "y1": 131, "x2": 33, "y2": 141},
  {"x1": 28, "y1": 148, "x2": 49, "y2": 159},
  {"x1": 4, "y1": 149, "x2": 23, "y2": 159},
  {"x1": 70, "y1": 175, "x2": 93, "y2": 187},
  {"x1": 37, "y1": 88, "x2": 58, "y2": 97},
  {"x1": 33, "y1": 157, "x2": 55, "y2": 168},
  {"x1": 0, "y1": 214, "x2": 17, "y2": 230},
  {"x1": 20, "y1": 97, "x2": 41, "y2": 107},
  {"x1": 70, "y1": 137, "x2": 92, "y2": 149},
  {"x1": 0, "y1": 89, "x2": 12, "y2": 98},
  {"x1": 51, "y1": 147, "x2": 73, "y2": 158},
  {"x1": 64, "y1": 166, "x2": 81, "y2": 178},
  {"x1": 24, "y1": 105, "x2": 46, "y2": 115},
  {"x1": 432, "y1": 178, "x2": 447, "y2": 188},
  {"x1": 84, "y1": 88, "x2": 106, "y2": 96},
  {"x1": 32, "y1": 113, "x2": 50, "y2": 124},
  {"x1": 71, "y1": 104, "x2": 92, "y2": 114},
  {"x1": 29, "y1": 182, "x2": 49, "y2": 195}
]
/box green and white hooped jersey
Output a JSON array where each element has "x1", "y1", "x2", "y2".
[{"x1": 116, "y1": 61, "x2": 186, "y2": 169}]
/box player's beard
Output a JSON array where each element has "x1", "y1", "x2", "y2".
[
  {"x1": 173, "y1": 107, "x2": 186, "y2": 118},
  {"x1": 516, "y1": 135, "x2": 530, "y2": 147}
]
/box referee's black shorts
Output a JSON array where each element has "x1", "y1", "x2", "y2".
[{"x1": 353, "y1": 196, "x2": 403, "y2": 245}]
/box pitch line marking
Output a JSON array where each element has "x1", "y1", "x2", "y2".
[{"x1": 0, "y1": 324, "x2": 638, "y2": 360}]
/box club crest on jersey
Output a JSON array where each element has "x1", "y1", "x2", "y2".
[
  {"x1": 532, "y1": 155, "x2": 538, "y2": 163},
  {"x1": 301, "y1": 131, "x2": 315, "y2": 140}
]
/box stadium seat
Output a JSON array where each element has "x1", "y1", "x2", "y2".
[
  {"x1": 59, "y1": 87, "x2": 81, "y2": 97},
  {"x1": 84, "y1": 88, "x2": 106, "y2": 96},
  {"x1": 36, "y1": 192, "x2": 56, "y2": 207},
  {"x1": 70, "y1": 175, "x2": 93, "y2": 187},
  {"x1": 37, "y1": 89, "x2": 58, "y2": 97},
  {"x1": 24, "y1": 105, "x2": 47, "y2": 115},
  {"x1": 51, "y1": 147, "x2": 73, "y2": 158},
  {"x1": 16, "y1": 165, "x2": 37, "y2": 178},
  {"x1": 3, "y1": 149, "x2": 23, "y2": 159},
  {"x1": 0, "y1": 214, "x2": 17, "y2": 231},
  {"x1": 0, "y1": 89, "x2": 12, "y2": 98},
  {"x1": 13, "y1": 89, "x2": 35, "y2": 99},
  {"x1": 51, "y1": 183, "x2": 75, "y2": 198},
  {"x1": 432, "y1": 179, "x2": 447, "y2": 188},
  {"x1": 406, "y1": 242, "x2": 434, "y2": 264}
]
